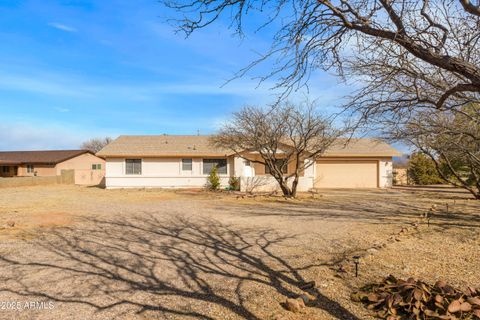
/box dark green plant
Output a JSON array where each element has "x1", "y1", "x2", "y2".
[
  {"x1": 408, "y1": 152, "x2": 443, "y2": 185},
  {"x1": 228, "y1": 176, "x2": 240, "y2": 191},
  {"x1": 207, "y1": 166, "x2": 220, "y2": 191}
]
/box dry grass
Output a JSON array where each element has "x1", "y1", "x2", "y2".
[{"x1": 0, "y1": 185, "x2": 478, "y2": 320}]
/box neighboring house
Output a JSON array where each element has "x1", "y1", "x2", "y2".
[
  {"x1": 0, "y1": 150, "x2": 105, "y2": 185},
  {"x1": 97, "y1": 135, "x2": 401, "y2": 191}
]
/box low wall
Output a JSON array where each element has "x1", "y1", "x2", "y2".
[
  {"x1": 0, "y1": 176, "x2": 59, "y2": 188},
  {"x1": 240, "y1": 176, "x2": 314, "y2": 193},
  {"x1": 74, "y1": 169, "x2": 105, "y2": 186},
  {"x1": 0, "y1": 170, "x2": 75, "y2": 188}
]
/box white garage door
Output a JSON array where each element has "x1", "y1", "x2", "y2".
[{"x1": 315, "y1": 160, "x2": 378, "y2": 188}]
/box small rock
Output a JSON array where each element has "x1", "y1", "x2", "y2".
[
  {"x1": 448, "y1": 300, "x2": 461, "y2": 313},
  {"x1": 460, "y1": 302, "x2": 472, "y2": 312},
  {"x1": 299, "y1": 281, "x2": 315, "y2": 290},
  {"x1": 285, "y1": 298, "x2": 305, "y2": 313},
  {"x1": 367, "y1": 248, "x2": 378, "y2": 254},
  {"x1": 5, "y1": 221, "x2": 15, "y2": 228},
  {"x1": 299, "y1": 293, "x2": 315, "y2": 304}
]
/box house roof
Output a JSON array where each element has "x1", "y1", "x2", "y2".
[
  {"x1": 97, "y1": 135, "x2": 401, "y2": 158},
  {"x1": 322, "y1": 138, "x2": 402, "y2": 157},
  {"x1": 96, "y1": 135, "x2": 231, "y2": 157},
  {"x1": 0, "y1": 150, "x2": 93, "y2": 165}
]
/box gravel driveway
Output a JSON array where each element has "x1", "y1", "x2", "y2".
[{"x1": 0, "y1": 185, "x2": 478, "y2": 320}]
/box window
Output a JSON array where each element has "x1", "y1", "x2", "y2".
[
  {"x1": 92, "y1": 164, "x2": 102, "y2": 170},
  {"x1": 2, "y1": 166, "x2": 9, "y2": 173},
  {"x1": 125, "y1": 159, "x2": 142, "y2": 175},
  {"x1": 265, "y1": 159, "x2": 288, "y2": 175},
  {"x1": 182, "y1": 159, "x2": 192, "y2": 171},
  {"x1": 203, "y1": 159, "x2": 227, "y2": 175},
  {"x1": 27, "y1": 165, "x2": 34, "y2": 173}
]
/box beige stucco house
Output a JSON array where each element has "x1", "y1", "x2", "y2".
[
  {"x1": 97, "y1": 135, "x2": 401, "y2": 191},
  {"x1": 0, "y1": 150, "x2": 105, "y2": 185}
]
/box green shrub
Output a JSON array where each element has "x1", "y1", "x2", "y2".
[
  {"x1": 207, "y1": 166, "x2": 221, "y2": 191},
  {"x1": 407, "y1": 152, "x2": 443, "y2": 185},
  {"x1": 228, "y1": 176, "x2": 240, "y2": 191}
]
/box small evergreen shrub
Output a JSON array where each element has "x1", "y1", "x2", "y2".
[
  {"x1": 408, "y1": 152, "x2": 443, "y2": 185},
  {"x1": 207, "y1": 166, "x2": 221, "y2": 191},
  {"x1": 228, "y1": 176, "x2": 240, "y2": 191}
]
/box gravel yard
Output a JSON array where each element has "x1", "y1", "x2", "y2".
[{"x1": 0, "y1": 185, "x2": 479, "y2": 320}]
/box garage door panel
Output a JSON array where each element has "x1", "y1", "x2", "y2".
[{"x1": 315, "y1": 160, "x2": 378, "y2": 188}]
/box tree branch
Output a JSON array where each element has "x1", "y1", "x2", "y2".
[{"x1": 459, "y1": 0, "x2": 480, "y2": 16}]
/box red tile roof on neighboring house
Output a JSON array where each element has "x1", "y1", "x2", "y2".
[{"x1": 0, "y1": 150, "x2": 92, "y2": 165}]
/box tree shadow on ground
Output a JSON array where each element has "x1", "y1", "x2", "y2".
[
  {"x1": 0, "y1": 214, "x2": 360, "y2": 320},
  {"x1": 218, "y1": 194, "x2": 480, "y2": 230}
]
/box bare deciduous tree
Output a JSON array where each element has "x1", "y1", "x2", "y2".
[
  {"x1": 81, "y1": 137, "x2": 113, "y2": 154},
  {"x1": 397, "y1": 104, "x2": 480, "y2": 199},
  {"x1": 211, "y1": 103, "x2": 341, "y2": 197},
  {"x1": 163, "y1": 0, "x2": 480, "y2": 114}
]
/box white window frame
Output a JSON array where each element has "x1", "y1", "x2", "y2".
[
  {"x1": 27, "y1": 165, "x2": 34, "y2": 174},
  {"x1": 202, "y1": 158, "x2": 228, "y2": 175},
  {"x1": 181, "y1": 158, "x2": 193, "y2": 172},
  {"x1": 125, "y1": 159, "x2": 142, "y2": 175}
]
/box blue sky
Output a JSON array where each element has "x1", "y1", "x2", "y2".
[{"x1": 0, "y1": 0, "x2": 351, "y2": 151}]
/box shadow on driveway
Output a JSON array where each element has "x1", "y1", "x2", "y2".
[{"x1": 0, "y1": 214, "x2": 360, "y2": 320}]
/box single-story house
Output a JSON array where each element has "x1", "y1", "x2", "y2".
[
  {"x1": 97, "y1": 135, "x2": 402, "y2": 191},
  {"x1": 0, "y1": 150, "x2": 105, "y2": 185}
]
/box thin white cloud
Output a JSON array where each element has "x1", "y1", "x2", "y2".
[
  {"x1": 0, "y1": 121, "x2": 118, "y2": 151},
  {"x1": 0, "y1": 67, "x2": 350, "y2": 113},
  {"x1": 48, "y1": 22, "x2": 77, "y2": 33},
  {"x1": 54, "y1": 107, "x2": 70, "y2": 113},
  {"x1": 0, "y1": 69, "x2": 277, "y2": 99},
  {"x1": 0, "y1": 73, "x2": 83, "y2": 96}
]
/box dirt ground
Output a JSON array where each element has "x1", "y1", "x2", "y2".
[{"x1": 0, "y1": 185, "x2": 479, "y2": 320}]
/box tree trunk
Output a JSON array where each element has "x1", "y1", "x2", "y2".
[
  {"x1": 290, "y1": 175, "x2": 300, "y2": 198},
  {"x1": 275, "y1": 177, "x2": 294, "y2": 198}
]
